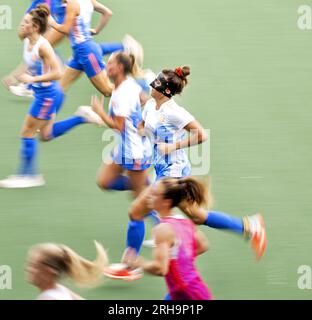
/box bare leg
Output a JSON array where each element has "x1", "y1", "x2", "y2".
[
  {"x1": 60, "y1": 67, "x2": 82, "y2": 92},
  {"x1": 44, "y1": 28, "x2": 64, "y2": 47},
  {"x1": 89, "y1": 70, "x2": 114, "y2": 97},
  {"x1": 96, "y1": 161, "x2": 124, "y2": 190}
]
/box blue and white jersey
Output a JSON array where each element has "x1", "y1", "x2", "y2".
[
  {"x1": 77, "y1": 0, "x2": 94, "y2": 29},
  {"x1": 109, "y1": 78, "x2": 148, "y2": 161},
  {"x1": 67, "y1": 0, "x2": 92, "y2": 48},
  {"x1": 23, "y1": 36, "x2": 53, "y2": 89},
  {"x1": 142, "y1": 98, "x2": 195, "y2": 178}
]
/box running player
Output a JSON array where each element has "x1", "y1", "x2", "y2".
[
  {"x1": 124, "y1": 177, "x2": 214, "y2": 300},
  {"x1": 2, "y1": 0, "x2": 67, "y2": 97},
  {"x1": 91, "y1": 52, "x2": 151, "y2": 198},
  {"x1": 26, "y1": 241, "x2": 108, "y2": 300},
  {"x1": 103, "y1": 66, "x2": 266, "y2": 279},
  {"x1": 0, "y1": 4, "x2": 103, "y2": 188}
]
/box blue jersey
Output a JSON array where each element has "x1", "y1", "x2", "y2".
[{"x1": 142, "y1": 98, "x2": 195, "y2": 178}]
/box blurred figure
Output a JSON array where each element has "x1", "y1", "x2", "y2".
[
  {"x1": 26, "y1": 241, "x2": 108, "y2": 300},
  {"x1": 125, "y1": 177, "x2": 213, "y2": 300},
  {"x1": 0, "y1": 5, "x2": 103, "y2": 188}
]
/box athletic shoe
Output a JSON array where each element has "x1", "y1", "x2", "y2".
[
  {"x1": 75, "y1": 106, "x2": 104, "y2": 126},
  {"x1": 244, "y1": 213, "x2": 267, "y2": 260},
  {"x1": 0, "y1": 175, "x2": 45, "y2": 188},
  {"x1": 143, "y1": 238, "x2": 156, "y2": 248},
  {"x1": 9, "y1": 83, "x2": 34, "y2": 98},
  {"x1": 122, "y1": 34, "x2": 144, "y2": 67},
  {"x1": 103, "y1": 263, "x2": 143, "y2": 281}
]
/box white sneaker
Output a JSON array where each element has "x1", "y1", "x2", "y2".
[
  {"x1": 0, "y1": 175, "x2": 45, "y2": 188},
  {"x1": 143, "y1": 238, "x2": 156, "y2": 248},
  {"x1": 75, "y1": 106, "x2": 104, "y2": 127},
  {"x1": 9, "y1": 83, "x2": 34, "y2": 98},
  {"x1": 122, "y1": 34, "x2": 144, "y2": 67}
]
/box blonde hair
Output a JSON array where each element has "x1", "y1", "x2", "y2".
[{"x1": 29, "y1": 241, "x2": 108, "y2": 287}]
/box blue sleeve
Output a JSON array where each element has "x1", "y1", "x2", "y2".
[{"x1": 26, "y1": 0, "x2": 46, "y2": 14}]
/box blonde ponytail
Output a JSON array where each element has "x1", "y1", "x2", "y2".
[
  {"x1": 30, "y1": 241, "x2": 109, "y2": 288},
  {"x1": 60, "y1": 241, "x2": 108, "y2": 287}
]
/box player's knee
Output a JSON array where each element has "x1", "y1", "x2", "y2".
[
  {"x1": 128, "y1": 205, "x2": 141, "y2": 221},
  {"x1": 96, "y1": 176, "x2": 110, "y2": 190},
  {"x1": 38, "y1": 131, "x2": 52, "y2": 142}
]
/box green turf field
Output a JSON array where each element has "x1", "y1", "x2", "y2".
[{"x1": 0, "y1": 0, "x2": 312, "y2": 300}]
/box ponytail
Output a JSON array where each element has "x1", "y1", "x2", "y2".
[
  {"x1": 30, "y1": 241, "x2": 109, "y2": 288},
  {"x1": 60, "y1": 241, "x2": 108, "y2": 287},
  {"x1": 114, "y1": 52, "x2": 143, "y2": 78}
]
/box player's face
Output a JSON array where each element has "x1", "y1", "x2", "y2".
[
  {"x1": 106, "y1": 56, "x2": 122, "y2": 80},
  {"x1": 26, "y1": 252, "x2": 54, "y2": 287},
  {"x1": 26, "y1": 253, "x2": 44, "y2": 286},
  {"x1": 151, "y1": 88, "x2": 165, "y2": 100},
  {"x1": 149, "y1": 181, "x2": 170, "y2": 213},
  {"x1": 19, "y1": 14, "x2": 36, "y2": 38}
]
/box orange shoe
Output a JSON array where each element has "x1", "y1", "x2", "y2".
[
  {"x1": 244, "y1": 214, "x2": 267, "y2": 260},
  {"x1": 103, "y1": 263, "x2": 143, "y2": 281}
]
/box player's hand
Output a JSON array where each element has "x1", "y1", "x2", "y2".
[
  {"x1": 16, "y1": 73, "x2": 34, "y2": 84},
  {"x1": 156, "y1": 142, "x2": 176, "y2": 155},
  {"x1": 91, "y1": 95, "x2": 104, "y2": 113},
  {"x1": 1, "y1": 75, "x2": 16, "y2": 89},
  {"x1": 90, "y1": 28, "x2": 98, "y2": 36}
]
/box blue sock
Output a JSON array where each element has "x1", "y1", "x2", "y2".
[
  {"x1": 126, "y1": 220, "x2": 145, "y2": 254},
  {"x1": 107, "y1": 175, "x2": 131, "y2": 191},
  {"x1": 204, "y1": 211, "x2": 244, "y2": 234},
  {"x1": 19, "y1": 138, "x2": 38, "y2": 175},
  {"x1": 100, "y1": 43, "x2": 124, "y2": 56},
  {"x1": 146, "y1": 210, "x2": 160, "y2": 225},
  {"x1": 50, "y1": 116, "x2": 86, "y2": 139}
]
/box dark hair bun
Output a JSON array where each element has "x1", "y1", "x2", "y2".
[
  {"x1": 181, "y1": 66, "x2": 190, "y2": 78},
  {"x1": 36, "y1": 4, "x2": 50, "y2": 18}
]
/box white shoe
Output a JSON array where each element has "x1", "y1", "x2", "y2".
[
  {"x1": 143, "y1": 238, "x2": 156, "y2": 248},
  {"x1": 0, "y1": 175, "x2": 45, "y2": 188},
  {"x1": 9, "y1": 83, "x2": 34, "y2": 98},
  {"x1": 75, "y1": 106, "x2": 104, "y2": 127},
  {"x1": 122, "y1": 34, "x2": 144, "y2": 67}
]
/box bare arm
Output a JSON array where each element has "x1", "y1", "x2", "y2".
[
  {"x1": 157, "y1": 120, "x2": 208, "y2": 155},
  {"x1": 195, "y1": 229, "x2": 209, "y2": 256},
  {"x1": 127, "y1": 224, "x2": 175, "y2": 277},
  {"x1": 49, "y1": 0, "x2": 79, "y2": 35},
  {"x1": 91, "y1": 95, "x2": 125, "y2": 132},
  {"x1": 35, "y1": 44, "x2": 62, "y2": 82},
  {"x1": 17, "y1": 44, "x2": 62, "y2": 84},
  {"x1": 2, "y1": 63, "x2": 28, "y2": 89},
  {"x1": 176, "y1": 120, "x2": 208, "y2": 150},
  {"x1": 90, "y1": 0, "x2": 113, "y2": 35}
]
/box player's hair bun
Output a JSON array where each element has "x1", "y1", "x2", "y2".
[{"x1": 36, "y1": 4, "x2": 50, "y2": 18}]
